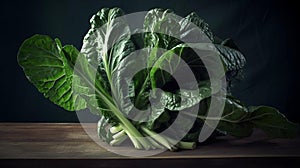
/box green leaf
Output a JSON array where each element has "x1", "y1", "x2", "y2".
[
  {"x1": 150, "y1": 43, "x2": 226, "y2": 91},
  {"x1": 215, "y1": 44, "x2": 246, "y2": 73},
  {"x1": 149, "y1": 44, "x2": 184, "y2": 89},
  {"x1": 249, "y1": 106, "x2": 299, "y2": 138},
  {"x1": 145, "y1": 108, "x2": 170, "y2": 130},
  {"x1": 81, "y1": 7, "x2": 130, "y2": 88},
  {"x1": 112, "y1": 49, "x2": 148, "y2": 116},
  {"x1": 81, "y1": 7, "x2": 136, "y2": 115},
  {"x1": 179, "y1": 12, "x2": 214, "y2": 42},
  {"x1": 194, "y1": 97, "x2": 298, "y2": 138},
  {"x1": 212, "y1": 38, "x2": 246, "y2": 82},
  {"x1": 81, "y1": 7, "x2": 130, "y2": 68},
  {"x1": 62, "y1": 46, "x2": 110, "y2": 116},
  {"x1": 145, "y1": 82, "x2": 212, "y2": 130},
  {"x1": 144, "y1": 8, "x2": 181, "y2": 49},
  {"x1": 180, "y1": 12, "x2": 245, "y2": 82},
  {"x1": 215, "y1": 97, "x2": 253, "y2": 137},
  {"x1": 134, "y1": 10, "x2": 224, "y2": 114},
  {"x1": 17, "y1": 35, "x2": 87, "y2": 111},
  {"x1": 160, "y1": 84, "x2": 212, "y2": 111}
]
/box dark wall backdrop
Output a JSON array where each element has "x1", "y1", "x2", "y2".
[{"x1": 1, "y1": 0, "x2": 299, "y2": 122}]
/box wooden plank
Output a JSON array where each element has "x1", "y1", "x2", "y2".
[{"x1": 0, "y1": 123, "x2": 299, "y2": 160}]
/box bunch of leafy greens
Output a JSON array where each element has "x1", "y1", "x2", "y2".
[{"x1": 18, "y1": 8, "x2": 298, "y2": 151}]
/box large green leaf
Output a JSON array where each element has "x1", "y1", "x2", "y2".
[
  {"x1": 81, "y1": 7, "x2": 130, "y2": 96},
  {"x1": 81, "y1": 7, "x2": 135, "y2": 115},
  {"x1": 17, "y1": 35, "x2": 87, "y2": 111},
  {"x1": 193, "y1": 97, "x2": 298, "y2": 138},
  {"x1": 143, "y1": 9, "x2": 246, "y2": 90},
  {"x1": 133, "y1": 10, "x2": 227, "y2": 127},
  {"x1": 249, "y1": 106, "x2": 299, "y2": 138},
  {"x1": 81, "y1": 7, "x2": 125, "y2": 68},
  {"x1": 62, "y1": 46, "x2": 111, "y2": 116},
  {"x1": 112, "y1": 49, "x2": 148, "y2": 117}
]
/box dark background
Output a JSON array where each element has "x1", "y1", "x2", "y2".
[{"x1": 1, "y1": 0, "x2": 299, "y2": 123}]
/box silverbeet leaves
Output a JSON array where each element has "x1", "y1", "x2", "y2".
[
  {"x1": 18, "y1": 7, "x2": 298, "y2": 151},
  {"x1": 17, "y1": 35, "x2": 88, "y2": 111}
]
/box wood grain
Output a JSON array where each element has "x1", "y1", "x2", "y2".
[{"x1": 0, "y1": 123, "x2": 299, "y2": 167}]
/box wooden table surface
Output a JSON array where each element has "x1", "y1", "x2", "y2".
[{"x1": 0, "y1": 123, "x2": 299, "y2": 168}]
